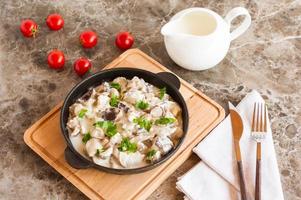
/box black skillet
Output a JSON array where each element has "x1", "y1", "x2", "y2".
[{"x1": 60, "y1": 68, "x2": 189, "y2": 174}]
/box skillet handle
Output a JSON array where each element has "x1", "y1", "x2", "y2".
[
  {"x1": 64, "y1": 147, "x2": 91, "y2": 169},
  {"x1": 156, "y1": 72, "x2": 181, "y2": 90}
]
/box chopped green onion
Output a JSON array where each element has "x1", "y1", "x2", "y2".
[
  {"x1": 135, "y1": 100, "x2": 149, "y2": 110},
  {"x1": 146, "y1": 149, "x2": 157, "y2": 160},
  {"x1": 110, "y1": 94, "x2": 119, "y2": 107},
  {"x1": 94, "y1": 121, "x2": 111, "y2": 129},
  {"x1": 82, "y1": 132, "x2": 91, "y2": 144},
  {"x1": 78, "y1": 109, "x2": 88, "y2": 118},
  {"x1": 110, "y1": 82, "x2": 121, "y2": 91},
  {"x1": 155, "y1": 117, "x2": 176, "y2": 125},
  {"x1": 94, "y1": 121, "x2": 117, "y2": 138},
  {"x1": 106, "y1": 124, "x2": 117, "y2": 137},
  {"x1": 159, "y1": 87, "x2": 166, "y2": 100},
  {"x1": 118, "y1": 138, "x2": 137, "y2": 153},
  {"x1": 95, "y1": 148, "x2": 104, "y2": 156},
  {"x1": 133, "y1": 117, "x2": 152, "y2": 132}
]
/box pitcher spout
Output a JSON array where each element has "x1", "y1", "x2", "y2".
[
  {"x1": 161, "y1": 9, "x2": 219, "y2": 38},
  {"x1": 161, "y1": 20, "x2": 180, "y2": 37}
]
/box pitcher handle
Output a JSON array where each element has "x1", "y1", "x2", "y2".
[{"x1": 225, "y1": 7, "x2": 251, "y2": 41}]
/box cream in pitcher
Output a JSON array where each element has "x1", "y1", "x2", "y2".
[{"x1": 161, "y1": 7, "x2": 251, "y2": 71}]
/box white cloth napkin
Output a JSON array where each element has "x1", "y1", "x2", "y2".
[{"x1": 176, "y1": 90, "x2": 284, "y2": 200}]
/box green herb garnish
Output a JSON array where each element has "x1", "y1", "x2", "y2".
[
  {"x1": 95, "y1": 148, "x2": 104, "y2": 156},
  {"x1": 78, "y1": 109, "x2": 88, "y2": 118},
  {"x1": 82, "y1": 132, "x2": 91, "y2": 144},
  {"x1": 110, "y1": 82, "x2": 121, "y2": 91},
  {"x1": 133, "y1": 117, "x2": 152, "y2": 132},
  {"x1": 110, "y1": 94, "x2": 119, "y2": 107},
  {"x1": 155, "y1": 117, "x2": 176, "y2": 125},
  {"x1": 135, "y1": 100, "x2": 149, "y2": 110},
  {"x1": 118, "y1": 138, "x2": 137, "y2": 153},
  {"x1": 106, "y1": 124, "x2": 117, "y2": 137},
  {"x1": 94, "y1": 121, "x2": 112, "y2": 129},
  {"x1": 94, "y1": 121, "x2": 117, "y2": 138},
  {"x1": 146, "y1": 149, "x2": 157, "y2": 160},
  {"x1": 159, "y1": 87, "x2": 166, "y2": 100}
]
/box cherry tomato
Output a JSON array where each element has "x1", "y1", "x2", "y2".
[
  {"x1": 79, "y1": 31, "x2": 98, "y2": 48},
  {"x1": 73, "y1": 58, "x2": 91, "y2": 76},
  {"x1": 115, "y1": 32, "x2": 134, "y2": 50},
  {"x1": 47, "y1": 50, "x2": 65, "y2": 69},
  {"x1": 46, "y1": 14, "x2": 64, "y2": 31},
  {"x1": 20, "y1": 19, "x2": 38, "y2": 38}
]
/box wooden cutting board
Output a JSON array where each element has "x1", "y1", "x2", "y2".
[{"x1": 24, "y1": 49, "x2": 225, "y2": 200}]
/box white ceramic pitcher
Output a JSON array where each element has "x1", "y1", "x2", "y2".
[{"x1": 161, "y1": 7, "x2": 251, "y2": 71}]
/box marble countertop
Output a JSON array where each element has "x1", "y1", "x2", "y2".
[{"x1": 0, "y1": 0, "x2": 300, "y2": 199}]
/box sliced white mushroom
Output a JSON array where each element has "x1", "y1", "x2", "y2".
[
  {"x1": 94, "y1": 84, "x2": 105, "y2": 93},
  {"x1": 84, "y1": 97, "x2": 96, "y2": 118},
  {"x1": 153, "y1": 150, "x2": 162, "y2": 161},
  {"x1": 120, "y1": 127, "x2": 135, "y2": 138},
  {"x1": 145, "y1": 93, "x2": 161, "y2": 108},
  {"x1": 101, "y1": 138, "x2": 110, "y2": 148},
  {"x1": 165, "y1": 111, "x2": 176, "y2": 119},
  {"x1": 103, "y1": 82, "x2": 111, "y2": 91},
  {"x1": 127, "y1": 110, "x2": 141, "y2": 122},
  {"x1": 150, "y1": 125, "x2": 177, "y2": 137},
  {"x1": 123, "y1": 89, "x2": 144, "y2": 104},
  {"x1": 70, "y1": 127, "x2": 80, "y2": 137},
  {"x1": 118, "y1": 151, "x2": 145, "y2": 168},
  {"x1": 98, "y1": 146, "x2": 113, "y2": 159},
  {"x1": 112, "y1": 146, "x2": 120, "y2": 159},
  {"x1": 137, "y1": 141, "x2": 148, "y2": 152},
  {"x1": 110, "y1": 133, "x2": 122, "y2": 145},
  {"x1": 92, "y1": 156, "x2": 110, "y2": 167},
  {"x1": 146, "y1": 84, "x2": 156, "y2": 93},
  {"x1": 67, "y1": 118, "x2": 81, "y2": 136},
  {"x1": 163, "y1": 101, "x2": 181, "y2": 117},
  {"x1": 155, "y1": 136, "x2": 173, "y2": 154},
  {"x1": 147, "y1": 149, "x2": 162, "y2": 162},
  {"x1": 170, "y1": 127, "x2": 183, "y2": 141},
  {"x1": 115, "y1": 110, "x2": 125, "y2": 122},
  {"x1": 112, "y1": 77, "x2": 128, "y2": 92},
  {"x1": 162, "y1": 93, "x2": 170, "y2": 101},
  {"x1": 97, "y1": 94, "x2": 110, "y2": 109},
  {"x1": 127, "y1": 76, "x2": 146, "y2": 91},
  {"x1": 150, "y1": 106, "x2": 164, "y2": 118},
  {"x1": 79, "y1": 118, "x2": 93, "y2": 134},
  {"x1": 72, "y1": 103, "x2": 86, "y2": 116},
  {"x1": 110, "y1": 156, "x2": 123, "y2": 168},
  {"x1": 91, "y1": 127, "x2": 105, "y2": 139},
  {"x1": 110, "y1": 88, "x2": 120, "y2": 97},
  {"x1": 131, "y1": 129, "x2": 153, "y2": 143},
  {"x1": 85, "y1": 138, "x2": 103, "y2": 157}
]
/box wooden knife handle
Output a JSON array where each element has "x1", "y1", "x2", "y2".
[
  {"x1": 237, "y1": 161, "x2": 247, "y2": 200},
  {"x1": 255, "y1": 143, "x2": 262, "y2": 200}
]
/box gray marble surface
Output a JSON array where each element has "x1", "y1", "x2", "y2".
[{"x1": 0, "y1": 0, "x2": 300, "y2": 199}]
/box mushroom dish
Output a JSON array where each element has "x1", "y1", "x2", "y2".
[{"x1": 67, "y1": 76, "x2": 183, "y2": 169}]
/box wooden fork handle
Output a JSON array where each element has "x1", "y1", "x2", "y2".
[
  {"x1": 237, "y1": 161, "x2": 247, "y2": 200},
  {"x1": 255, "y1": 143, "x2": 262, "y2": 200}
]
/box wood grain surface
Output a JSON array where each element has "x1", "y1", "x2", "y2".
[{"x1": 24, "y1": 49, "x2": 225, "y2": 200}]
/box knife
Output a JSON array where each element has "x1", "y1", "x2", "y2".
[{"x1": 229, "y1": 102, "x2": 247, "y2": 200}]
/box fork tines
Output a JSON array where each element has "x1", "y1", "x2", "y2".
[{"x1": 251, "y1": 102, "x2": 267, "y2": 141}]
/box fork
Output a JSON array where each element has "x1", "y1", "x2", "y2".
[{"x1": 251, "y1": 102, "x2": 267, "y2": 200}]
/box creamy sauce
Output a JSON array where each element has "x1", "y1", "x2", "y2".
[
  {"x1": 67, "y1": 76, "x2": 183, "y2": 169},
  {"x1": 178, "y1": 11, "x2": 217, "y2": 36}
]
